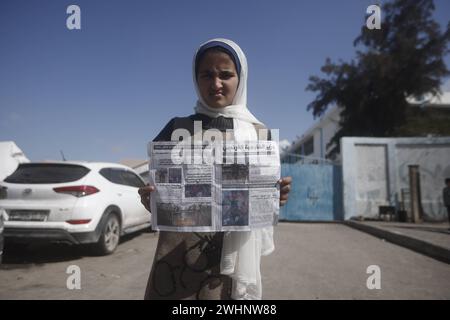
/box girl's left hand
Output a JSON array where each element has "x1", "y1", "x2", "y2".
[{"x1": 279, "y1": 176, "x2": 292, "y2": 207}]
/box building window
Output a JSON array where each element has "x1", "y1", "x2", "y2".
[{"x1": 303, "y1": 137, "x2": 314, "y2": 156}]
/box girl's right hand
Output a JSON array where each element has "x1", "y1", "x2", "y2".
[{"x1": 138, "y1": 185, "x2": 155, "y2": 213}]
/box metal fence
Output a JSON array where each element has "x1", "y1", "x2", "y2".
[{"x1": 280, "y1": 154, "x2": 344, "y2": 221}]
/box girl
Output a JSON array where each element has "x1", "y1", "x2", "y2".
[{"x1": 139, "y1": 38, "x2": 291, "y2": 300}]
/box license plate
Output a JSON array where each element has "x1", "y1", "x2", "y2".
[{"x1": 9, "y1": 210, "x2": 49, "y2": 222}]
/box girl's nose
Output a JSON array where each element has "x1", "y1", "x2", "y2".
[{"x1": 211, "y1": 77, "x2": 222, "y2": 90}]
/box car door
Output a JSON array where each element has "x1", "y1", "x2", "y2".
[
  {"x1": 110, "y1": 169, "x2": 146, "y2": 227},
  {"x1": 99, "y1": 168, "x2": 133, "y2": 229},
  {"x1": 119, "y1": 170, "x2": 150, "y2": 225}
]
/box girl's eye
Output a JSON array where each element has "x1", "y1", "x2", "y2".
[
  {"x1": 199, "y1": 72, "x2": 234, "y2": 80},
  {"x1": 220, "y1": 73, "x2": 233, "y2": 80}
]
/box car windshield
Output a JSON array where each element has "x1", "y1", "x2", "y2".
[{"x1": 4, "y1": 163, "x2": 90, "y2": 184}]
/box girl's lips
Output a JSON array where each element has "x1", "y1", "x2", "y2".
[{"x1": 211, "y1": 93, "x2": 224, "y2": 99}]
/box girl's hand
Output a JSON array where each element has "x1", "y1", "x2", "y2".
[
  {"x1": 279, "y1": 176, "x2": 292, "y2": 207},
  {"x1": 138, "y1": 185, "x2": 155, "y2": 213}
]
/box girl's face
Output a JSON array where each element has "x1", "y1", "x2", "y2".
[{"x1": 196, "y1": 51, "x2": 239, "y2": 108}]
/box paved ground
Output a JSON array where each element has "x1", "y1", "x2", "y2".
[
  {"x1": 0, "y1": 231, "x2": 158, "y2": 300},
  {"x1": 0, "y1": 222, "x2": 449, "y2": 300},
  {"x1": 262, "y1": 222, "x2": 450, "y2": 299}
]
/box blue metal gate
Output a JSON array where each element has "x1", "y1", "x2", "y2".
[{"x1": 280, "y1": 163, "x2": 343, "y2": 221}]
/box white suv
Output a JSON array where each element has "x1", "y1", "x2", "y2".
[{"x1": 0, "y1": 162, "x2": 150, "y2": 255}]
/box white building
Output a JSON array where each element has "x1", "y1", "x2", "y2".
[
  {"x1": 0, "y1": 141, "x2": 30, "y2": 181},
  {"x1": 282, "y1": 92, "x2": 450, "y2": 163},
  {"x1": 282, "y1": 106, "x2": 341, "y2": 163}
]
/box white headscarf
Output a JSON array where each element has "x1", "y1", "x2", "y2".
[
  {"x1": 193, "y1": 38, "x2": 275, "y2": 300},
  {"x1": 192, "y1": 38, "x2": 263, "y2": 125}
]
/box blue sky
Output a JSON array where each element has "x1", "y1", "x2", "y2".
[{"x1": 1, "y1": 0, "x2": 449, "y2": 163}]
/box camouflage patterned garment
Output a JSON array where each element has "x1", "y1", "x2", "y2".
[{"x1": 144, "y1": 231, "x2": 232, "y2": 299}]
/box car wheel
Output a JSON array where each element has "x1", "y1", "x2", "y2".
[{"x1": 94, "y1": 213, "x2": 120, "y2": 255}]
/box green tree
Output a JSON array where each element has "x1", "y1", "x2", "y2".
[{"x1": 306, "y1": 0, "x2": 450, "y2": 158}]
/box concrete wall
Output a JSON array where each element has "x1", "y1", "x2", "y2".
[{"x1": 342, "y1": 137, "x2": 450, "y2": 221}]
